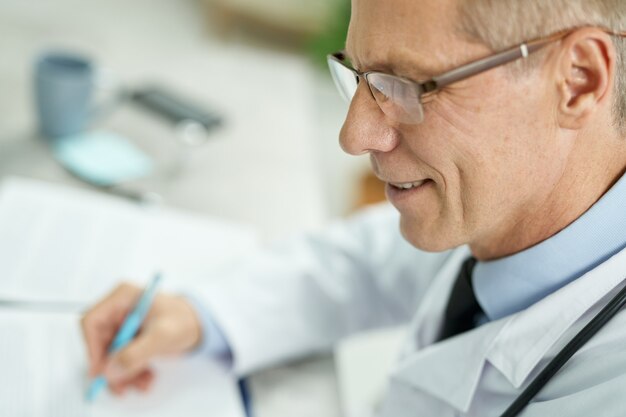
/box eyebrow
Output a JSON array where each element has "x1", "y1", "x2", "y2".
[{"x1": 344, "y1": 49, "x2": 437, "y2": 81}]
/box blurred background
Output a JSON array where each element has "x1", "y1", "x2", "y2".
[{"x1": 0, "y1": 0, "x2": 386, "y2": 242}]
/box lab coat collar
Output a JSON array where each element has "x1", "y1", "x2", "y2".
[
  {"x1": 390, "y1": 245, "x2": 504, "y2": 413},
  {"x1": 486, "y1": 245, "x2": 626, "y2": 388},
  {"x1": 390, "y1": 246, "x2": 626, "y2": 413},
  {"x1": 392, "y1": 318, "x2": 508, "y2": 412}
]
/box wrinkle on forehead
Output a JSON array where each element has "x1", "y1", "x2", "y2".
[{"x1": 347, "y1": 0, "x2": 471, "y2": 76}]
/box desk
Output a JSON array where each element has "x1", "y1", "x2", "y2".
[
  {"x1": 0, "y1": 2, "x2": 328, "y2": 239},
  {"x1": 0, "y1": 0, "x2": 348, "y2": 415}
]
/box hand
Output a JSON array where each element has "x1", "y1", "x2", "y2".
[{"x1": 81, "y1": 283, "x2": 202, "y2": 395}]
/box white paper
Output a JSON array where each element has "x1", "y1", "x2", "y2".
[
  {"x1": 0, "y1": 177, "x2": 258, "y2": 304},
  {"x1": 0, "y1": 309, "x2": 246, "y2": 417}
]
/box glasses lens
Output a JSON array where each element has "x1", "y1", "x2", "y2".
[
  {"x1": 366, "y1": 73, "x2": 424, "y2": 124},
  {"x1": 328, "y1": 57, "x2": 359, "y2": 103}
]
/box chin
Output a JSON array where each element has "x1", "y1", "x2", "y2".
[{"x1": 399, "y1": 214, "x2": 461, "y2": 253}]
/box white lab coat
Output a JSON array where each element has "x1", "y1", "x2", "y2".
[{"x1": 194, "y1": 203, "x2": 626, "y2": 416}]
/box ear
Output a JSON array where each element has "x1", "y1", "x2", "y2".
[{"x1": 554, "y1": 28, "x2": 616, "y2": 131}]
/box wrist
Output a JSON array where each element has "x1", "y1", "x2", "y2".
[
  {"x1": 174, "y1": 295, "x2": 203, "y2": 352},
  {"x1": 181, "y1": 293, "x2": 233, "y2": 358}
]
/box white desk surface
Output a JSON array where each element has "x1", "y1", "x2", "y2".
[{"x1": 0, "y1": 0, "x2": 348, "y2": 415}]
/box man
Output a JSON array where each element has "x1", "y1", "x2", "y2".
[{"x1": 82, "y1": 0, "x2": 626, "y2": 415}]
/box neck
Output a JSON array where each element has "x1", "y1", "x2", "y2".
[{"x1": 471, "y1": 134, "x2": 626, "y2": 261}]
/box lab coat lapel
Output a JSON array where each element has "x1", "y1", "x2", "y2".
[
  {"x1": 403, "y1": 246, "x2": 471, "y2": 353},
  {"x1": 486, "y1": 245, "x2": 626, "y2": 388},
  {"x1": 392, "y1": 319, "x2": 508, "y2": 413},
  {"x1": 388, "y1": 245, "x2": 504, "y2": 413}
]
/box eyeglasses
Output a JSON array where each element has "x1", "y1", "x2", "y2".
[{"x1": 327, "y1": 28, "x2": 626, "y2": 124}]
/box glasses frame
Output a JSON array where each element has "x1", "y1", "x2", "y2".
[{"x1": 328, "y1": 28, "x2": 626, "y2": 119}]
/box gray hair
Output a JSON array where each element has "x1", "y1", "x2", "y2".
[{"x1": 458, "y1": 0, "x2": 626, "y2": 132}]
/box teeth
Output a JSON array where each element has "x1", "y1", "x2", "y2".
[{"x1": 391, "y1": 180, "x2": 426, "y2": 190}]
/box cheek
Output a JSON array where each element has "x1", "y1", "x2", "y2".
[
  {"x1": 393, "y1": 120, "x2": 477, "y2": 247},
  {"x1": 440, "y1": 89, "x2": 563, "y2": 227},
  {"x1": 403, "y1": 104, "x2": 480, "y2": 209},
  {"x1": 403, "y1": 83, "x2": 555, "y2": 225},
  {"x1": 394, "y1": 72, "x2": 564, "y2": 247}
]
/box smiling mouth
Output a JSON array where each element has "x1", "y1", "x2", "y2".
[{"x1": 388, "y1": 179, "x2": 429, "y2": 190}]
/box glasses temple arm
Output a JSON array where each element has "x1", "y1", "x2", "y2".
[
  {"x1": 428, "y1": 38, "x2": 557, "y2": 92},
  {"x1": 429, "y1": 28, "x2": 626, "y2": 92}
]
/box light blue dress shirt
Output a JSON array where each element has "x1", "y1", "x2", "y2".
[
  {"x1": 473, "y1": 173, "x2": 626, "y2": 321},
  {"x1": 186, "y1": 294, "x2": 232, "y2": 357}
]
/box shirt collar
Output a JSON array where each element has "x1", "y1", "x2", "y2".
[{"x1": 473, "y1": 173, "x2": 626, "y2": 321}]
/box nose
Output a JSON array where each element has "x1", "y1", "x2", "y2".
[{"x1": 339, "y1": 82, "x2": 400, "y2": 156}]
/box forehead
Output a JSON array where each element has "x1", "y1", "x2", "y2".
[{"x1": 347, "y1": 0, "x2": 467, "y2": 74}]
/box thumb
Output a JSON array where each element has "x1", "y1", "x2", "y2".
[{"x1": 105, "y1": 331, "x2": 160, "y2": 384}]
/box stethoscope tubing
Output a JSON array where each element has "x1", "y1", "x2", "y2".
[{"x1": 500, "y1": 279, "x2": 626, "y2": 417}]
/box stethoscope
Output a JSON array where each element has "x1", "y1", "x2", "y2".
[{"x1": 499, "y1": 280, "x2": 626, "y2": 417}]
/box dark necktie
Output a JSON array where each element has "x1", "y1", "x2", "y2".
[{"x1": 439, "y1": 256, "x2": 483, "y2": 341}]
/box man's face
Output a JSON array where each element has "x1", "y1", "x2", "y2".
[{"x1": 341, "y1": 0, "x2": 572, "y2": 257}]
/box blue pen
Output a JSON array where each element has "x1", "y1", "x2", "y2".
[{"x1": 86, "y1": 273, "x2": 162, "y2": 402}]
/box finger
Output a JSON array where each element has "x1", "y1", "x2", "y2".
[
  {"x1": 109, "y1": 379, "x2": 128, "y2": 396},
  {"x1": 119, "y1": 368, "x2": 154, "y2": 389},
  {"x1": 132, "y1": 369, "x2": 156, "y2": 392},
  {"x1": 105, "y1": 329, "x2": 161, "y2": 384},
  {"x1": 109, "y1": 368, "x2": 154, "y2": 395},
  {"x1": 80, "y1": 317, "x2": 107, "y2": 377},
  {"x1": 81, "y1": 283, "x2": 142, "y2": 376}
]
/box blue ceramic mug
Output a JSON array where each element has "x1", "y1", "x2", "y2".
[{"x1": 34, "y1": 51, "x2": 108, "y2": 139}]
